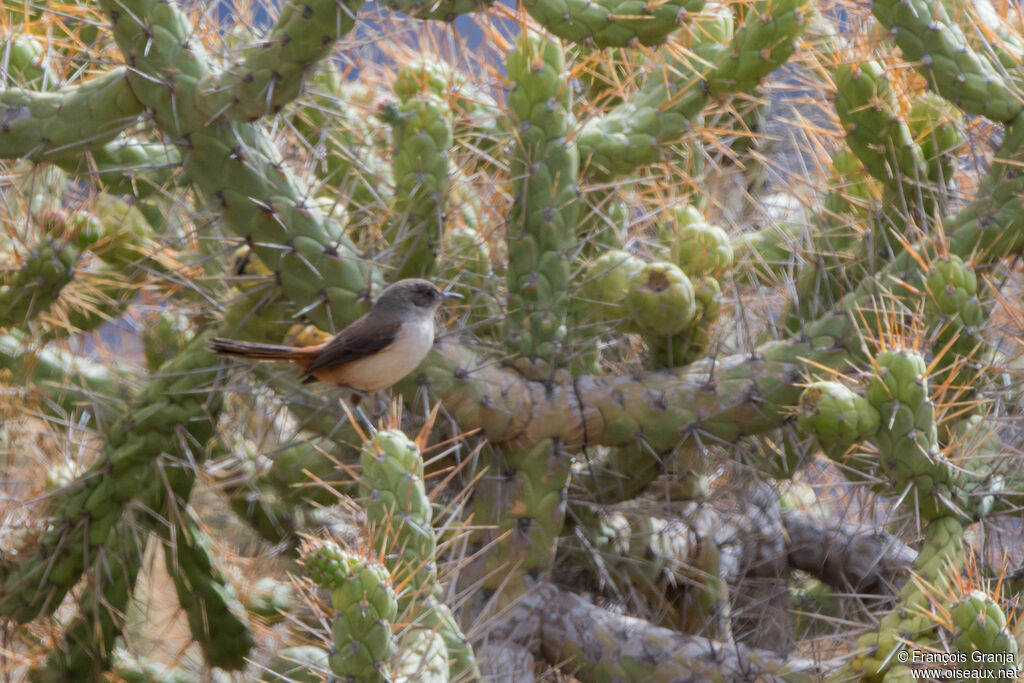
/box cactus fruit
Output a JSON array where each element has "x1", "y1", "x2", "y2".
[
  {"x1": 797, "y1": 381, "x2": 880, "y2": 448},
  {"x1": 581, "y1": 249, "x2": 646, "y2": 324},
  {"x1": 626, "y1": 262, "x2": 697, "y2": 337},
  {"x1": 671, "y1": 217, "x2": 734, "y2": 278},
  {"x1": 0, "y1": 235, "x2": 79, "y2": 329}
]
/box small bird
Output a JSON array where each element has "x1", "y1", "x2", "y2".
[{"x1": 209, "y1": 278, "x2": 460, "y2": 392}]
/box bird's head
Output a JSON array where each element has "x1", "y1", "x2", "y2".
[{"x1": 375, "y1": 279, "x2": 461, "y2": 316}]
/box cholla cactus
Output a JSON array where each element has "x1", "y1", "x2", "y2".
[{"x1": 2, "y1": 0, "x2": 1024, "y2": 680}]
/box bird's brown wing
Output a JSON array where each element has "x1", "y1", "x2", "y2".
[{"x1": 301, "y1": 313, "x2": 403, "y2": 378}]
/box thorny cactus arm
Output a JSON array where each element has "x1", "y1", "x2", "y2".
[
  {"x1": 165, "y1": 515, "x2": 255, "y2": 670},
  {"x1": 0, "y1": 334, "x2": 221, "y2": 623},
  {"x1": 359, "y1": 429, "x2": 479, "y2": 680},
  {"x1": 521, "y1": 0, "x2": 703, "y2": 48},
  {"x1": 95, "y1": 0, "x2": 373, "y2": 330},
  {"x1": 495, "y1": 581, "x2": 819, "y2": 679},
  {"x1": 873, "y1": 0, "x2": 1022, "y2": 122},
  {"x1": 27, "y1": 519, "x2": 146, "y2": 682},
  {"x1": 504, "y1": 32, "x2": 578, "y2": 370},
  {"x1": 55, "y1": 137, "x2": 181, "y2": 196},
  {"x1": 197, "y1": 0, "x2": 366, "y2": 121},
  {"x1": 304, "y1": 542, "x2": 398, "y2": 682},
  {"x1": 576, "y1": 0, "x2": 808, "y2": 180},
  {"x1": 384, "y1": 63, "x2": 453, "y2": 280},
  {"x1": 0, "y1": 68, "x2": 143, "y2": 160}
]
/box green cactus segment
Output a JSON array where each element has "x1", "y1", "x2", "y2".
[
  {"x1": 166, "y1": 518, "x2": 254, "y2": 670},
  {"x1": 360, "y1": 430, "x2": 436, "y2": 592},
  {"x1": 706, "y1": 0, "x2": 809, "y2": 95},
  {"x1": 505, "y1": 33, "x2": 579, "y2": 368},
  {"x1": 358, "y1": 430, "x2": 479, "y2": 680},
  {"x1": 797, "y1": 382, "x2": 880, "y2": 449},
  {"x1": 384, "y1": 0, "x2": 493, "y2": 21},
  {"x1": 732, "y1": 222, "x2": 803, "y2": 284},
  {"x1": 950, "y1": 591, "x2": 1019, "y2": 674},
  {"x1": 474, "y1": 439, "x2": 572, "y2": 594},
  {"x1": 948, "y1": 0, "x2": 1024, "y2": 70},
  {"x1": 96, "y1": 0, "x2": 373, "y2": 331},
  {"x1": 909, "y1": 92, "x2": 965, "y2": 187},
  {"x1": 834, "y1": 61, "x2": 927, "y2": 197},
  {"x1": 385, "y1": 64, "x2": 453, "y2": 280},
  {"x1": 574, "y1": 0, "x2": 797, "y2": 180},
  {"x1": 1, "y1": 34, "x2": 57, "y2": 88},
  {"x1": 626, "y1": 261, "x2": 697, "y2": 337},
  {"x1": 946, "y1": 117, "x2": 1024, "y2": 260},
  {"x1": 866, "y1": 349, "x2": 962, "y2": 520},
  {"x1": 0, "y1": 235, "x2": 78, "y2": 330},
  {"x1": 0, "y1": 333, "x2": 221, "y2": 623},
  {"x1": 304, "y1": 542, "x2": 397, "y2": 682},
  {"x1": 56, "y1": 138, "x2": 180, "y2": 196},
  {"x1": 0, "y1": 68, "x2": 143, "y2": 160},
  {"x1": 0, "y1": 331, "x2": 121, "y2": 419},
  {"x1": 873, "y1": 0, "x2": 1022, "y2": 122},
  {"x1": 28, "y1": 521, "x2": 145, "y2": 683},
  {"x1": 198, "y1": 0, "x2": 366, "y2": 121},
  {"x1": 329, "y1": 561, "x2": 398, "y2": 682},
  {"x1": 581, "y1": 249, "x2": 645, "y2": 325},
  {"x1": 852, "y1": 516, "x2": 965, "y2": 678},
  {"x1": 440, "y1": 226, "x2": 500, "y2": 338},
  {"x1": 522, "y1": 0, "x2": 702, "y2": 48},
  {"x1": 577, "y1": 58, "x2": 707, "y2": 179},
  {"x1": 924, "y1": 255, "x2": 986, "y2": 358}
]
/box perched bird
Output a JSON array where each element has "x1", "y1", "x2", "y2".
[{"x1": 209, "y1": 278, "x2": 459, "y2": 392}]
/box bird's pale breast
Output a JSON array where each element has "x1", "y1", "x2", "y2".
[{"x1": 317, "y1": 317, "x2": 435, "y2": 392}]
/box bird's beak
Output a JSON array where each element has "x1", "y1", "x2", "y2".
[{"x1": 443, "y1": 291, "x2": 463, "y2": 300}]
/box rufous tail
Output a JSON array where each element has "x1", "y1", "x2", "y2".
[{"x1": 208, "y1": 337, "x2": 312, "y2": 361}]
